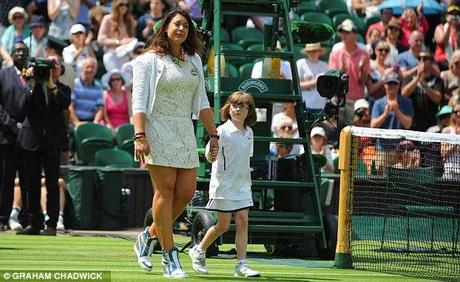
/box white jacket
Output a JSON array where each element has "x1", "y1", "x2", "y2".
[{"x1": 131, "y1": 51, "x2": 210, "y2": 117}]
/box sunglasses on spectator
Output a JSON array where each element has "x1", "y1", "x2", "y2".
[
  {"x1": 280, "y1": 125, "x2": 293, "y2": 130},
  {"x1": 230, "y1": 103, "x2": 249, "y2": 110},
  {"x1": 453, "y1": 110, "x2": 460, "y2": 115},
  {"x1": 118, "y1": 2, "x2": 129, "y2": 7},
  {"x1": 377, "y1": 48, "x2": 390, "y2": 53},
  {"x1": 454, "y1": 61, "x2": 460, "y2": 66},
  {"x1": 13, "y1": 15, "x2": 24, "y2": 20},
  {"x1": 111, "y1": 77, "x2": 122, "y2": 81}
]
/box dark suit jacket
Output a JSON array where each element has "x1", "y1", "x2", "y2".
[
  {"x1": 17, "y1": 81, "x2": 71, "y2": 151},
  {"x1": 0, "y1": 66, "x2": 27, "y2": 145}
]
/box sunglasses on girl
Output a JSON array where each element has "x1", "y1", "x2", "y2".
[{"x1": 378, "y1": 48, "x2": 389, "y2": 53}]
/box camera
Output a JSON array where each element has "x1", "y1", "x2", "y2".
[
  {"x1": 27, "y1": 57, "x2": 53, "y2": 81},
  {"x1": 354, "y1": 107, "x2": 367, "y2": 118},
  {"x1": 317, "y1": 69, "x2": 348, "y2": 100},
  {"x1": 317, "y1": 70, "x2": 348, "y2": 116}
]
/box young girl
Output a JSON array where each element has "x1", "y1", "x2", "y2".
[{"x1": 189, "y1": 91, "x2": 260, "y2": 277}]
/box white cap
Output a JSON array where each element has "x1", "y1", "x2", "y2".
[
  {"x1": 354, "y1": 99, "x2": 369, "y2": 111},
  {"x1": 69, "y1": 24, "x2": 86, "y2": 36},
  {"x1": 8, "y1": 6, "x2": 28, "y2": 24},
  {"x1": 310, "y1": 127, "x2": 326, "y2": 138}
]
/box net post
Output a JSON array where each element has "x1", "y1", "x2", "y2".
[{"x1": 334, "y1": 126, "x2": 353, "y2": 268}]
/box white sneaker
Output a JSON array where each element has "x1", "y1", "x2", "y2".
[
  {"x1": 133, "y1": 227, "x2": 155, "y2": 271},
  {"x1": 56, "y1": 221, "x2": 65, "y2": 232},
  {"x1": 234, "y1": 263, "x2": 261, "y2": 277},
  {"x1": 8, "y1": 218, "x2": 23, "y2": 231},
  {"x1": 162, "y1": 247, "x2": 187, "y2": 279},
  {"x1": 189, "y1": 245, "x2": 208, "y2": 274}
]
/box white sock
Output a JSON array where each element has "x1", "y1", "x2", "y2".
[
  {"x1": 237, "y1": 259, "x2": 246, "y2": 266},
  {"x1": 43, "y1": 211, "x2": 50, "y2": 222},
  {"x1": 58, "y1": 211, "x2": 64, "y2": 223},
  {"x1": 196, "y1": 245, "x2": 204, "y2": 253},
  {"x1": 10, "y1": 207, "x2": 21, "y2": 220}
]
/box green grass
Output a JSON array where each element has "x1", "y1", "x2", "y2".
[{"x1": 0, "y1": 233, "x2": 438, "y2": 282}]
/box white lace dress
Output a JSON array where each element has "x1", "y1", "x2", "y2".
[{"x1": 144, "y1": 56, "x2": 200, "y2": 168}]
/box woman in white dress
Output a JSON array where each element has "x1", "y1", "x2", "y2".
[{"x1": 132, "y1": 11, "x2": 218, "y2": 278}]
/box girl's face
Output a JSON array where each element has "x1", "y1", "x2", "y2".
[
  {"x1": 117, "y1": 1, "x2": 129, "y2": 15},
  {"x1": 229, "y1": 102, "x2": 249, "y2": 124},
  {"x1": 453, "y1": 105, "x2": 460, "y2": 125},
  {"x1": 151, "y1": 0, "x2": 165, "y2": 15},
  {"x1": 166, "y1": 14, "x2": 189, "y2": 46}
]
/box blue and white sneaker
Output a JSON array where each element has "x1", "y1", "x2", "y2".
[
  {"x1": 234, "y1": 262, "x2": 261, "y2": 277},
  {"x1": 133, "y1": 227, "x2": 155, "y2": 271},
  {"x1": 162, "y1": 247, "x2": 187, "y2": 278}
]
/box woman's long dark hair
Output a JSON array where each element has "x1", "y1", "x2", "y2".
[{"x1": 144, "y1": 10, "x2": 204, "y2": 56}]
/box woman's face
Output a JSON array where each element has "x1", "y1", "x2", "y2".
[
  {"x1": 405, "y1": 12, "x2": 417, "y2": 28},
  {"x1": 376, "y1": 45, "x2": 389, "y2": 60},
  {"x1": 12, "y1": 13, "x2": 25, "y2": 28},
  {"x1": 110, "y1": 75, "x2": 123, "y2": 89},
  {"x1": 310, "y1": 135, "x2": 324, "y2": 150},
  {"x1": 72, "y1": 32, "x2": 86, "y2": 46},
  {"x1": 452, "y1": 57, "x2": 460, "y2": 76},
  {"x1": 117, "y1": 0, "x2": 129, "y2": 15},
  {"x1": 166, "y1": 14, "x2": 189, "y2": 46},
  {"x1": 453, "y1": 105, "x2": 460, "y2": 126}
]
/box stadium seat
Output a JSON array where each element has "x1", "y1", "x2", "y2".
[
  {"x1": 94, "y1": 148, "x2": 135, "y2": 168},
  {"x1": 114, "y1": 123, "x2": 134, "y2": 156},
  {"x1": 239, "y1": 62, "x2": 256, "y2": 78},
  {"x1": 300, "y1": 12, "x2": 332, "y2": 27},
  {"x1": 247, "y1": 43, "x2": 264, "y2": 51},
  {"x1": 210, "y1": 28, "x2": 230, "y2": 43},
  {"x1": 231, "y1": 26, "x2": 263, "y2": 49},
  {"x1": 324, "y1": 1, "x2": 349, "y2": 18},
  {"x1": 295, "y1": 1, "x2": 318, "y2": 14},
  {"x1": 318, "y1": 0, "x2": 343, "y2": 12},
  {"x1": 222, "y1": 42, "x2": 246, "y2": 67},
  {"x1": 74, "y1": 123, "x2": 114, "y2": 165},
  {"x1": 226, "y1": 63, "x2": 239, "y2": 78}
]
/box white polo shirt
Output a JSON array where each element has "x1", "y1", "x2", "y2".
[{"x1": 207, "y1": 120, "x2": 253, "y2": 201}]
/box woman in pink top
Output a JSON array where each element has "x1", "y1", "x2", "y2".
[
  {"x1": 102, "y1": 70, "x2": 132, "y2": 130},
  {"x1": 399, "y1": 8, "x2": 428, "y2": 49}
]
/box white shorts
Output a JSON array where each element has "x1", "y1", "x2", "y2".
[{"x1": 206, "y1": 198, "x2": 253, "y2": 213}]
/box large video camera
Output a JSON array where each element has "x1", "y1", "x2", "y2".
[
  {"x1": 317, "y1": 69, "x2": 348, "y2": 116},
  {"x1": 27, "y1": 57, "x2": 53, "y2": 81}
]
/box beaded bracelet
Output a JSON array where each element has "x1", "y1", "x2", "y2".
[{"x1": 209, "y1": 134, "x2": 219, "y2": 140}]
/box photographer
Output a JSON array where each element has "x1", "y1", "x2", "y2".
[
  {"x1": 16, "y1": 55, "x2": 70, "y2": 235},
  {"x1": 352, "y1": 99, "x2": 371, "y2": 127}
]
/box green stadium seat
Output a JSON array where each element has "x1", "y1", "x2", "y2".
[
  {"x1": 114, "y1": 123, "x2": 134, "y2": 156},
  {"x1": 239, "y1": 62, "x2": 256, "y2": 78},
  {"x1": 74, "y1": 123, "x2": 114, "y2": 165},
  {"x1": 300, "y1": 12, "x2": 332, "y2": 27},
  {"x1": 231, "y1": 26, "x2": 263, "y2": 47},
  {"x1": 210, "y1": 28, "x2": 230, "y2": 43},
  {"x1": 238, "y1": 39, "x2": 263, "y2": 49},
  {"x1": 226, "y1": 63, "x2": 239, "y2": 78},
  {"x1": 318, "y1": 0, "x2": 344, "y2": 12},
  {"x1": 94, "y1": 148, "x2": 135, "y2": 168},
  {"x1": 247, "y1": 43, "x2": 264, "y2": 51},
  {"x1": 295, "y1": 1, "x2": 318, "y2": 14},
  {"x1": 222, "y1": 42, "x2": 246, "y2": 67},
  {"x1": 324, "y1": 1, "x2": 349, "y2": 18}
]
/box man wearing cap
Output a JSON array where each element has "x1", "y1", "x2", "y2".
[
  {"x1": 352, "y1": 98, "x2": 371, "y2": 127},
  {"x1": 297, "y1": 42, "x2": 328, "y2": 112},
  {"x1": 401, "y1": 51, "x2": 444, "y2": 132},
  {"x1": 24, "y1": 15, "x2": 48, "y2": 58},
  {"x1": 63, "y1": 24, "x2": 95, "y2": 76},
  {"x1": 434, "y1": 5, "x2": 460, "y2": 71},
  {"x1": 371, "y1": 71, "x2": 413, "y2": 130},
  {"x1": 329, "y1": 19, "x2": 371, "y2": 125}
]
